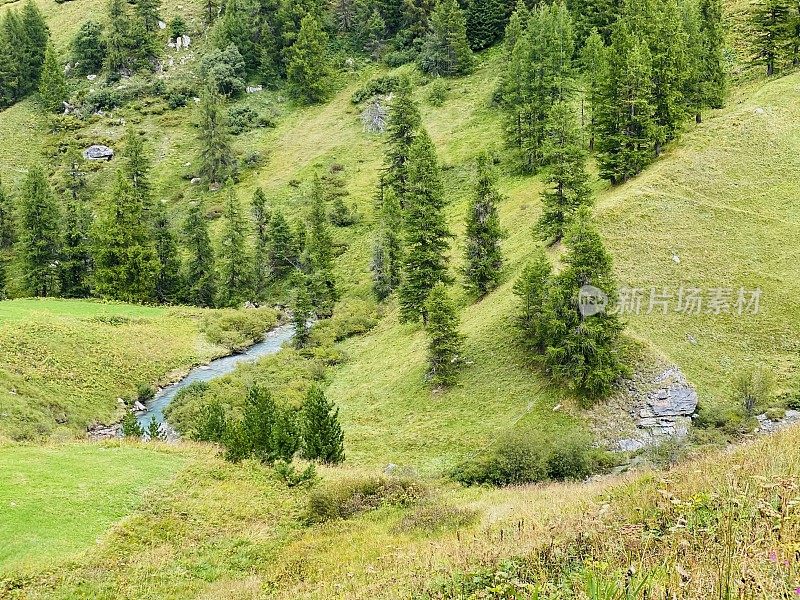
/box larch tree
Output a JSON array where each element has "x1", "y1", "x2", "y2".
[
  {"x1": 251, "y1": 187, "x2": 270, "y2": 299},
  {"x1": 537, "y1": 101, "x2": 593, "y2": 244},
  {"x1": 183, "y1": 200, "x2": 217, "y2": 307},
  {"x1": 424, "y1": 283, "x2": 463, "y2": 386},
  {"x1": 268, "y1": 210, "x2": 296, "y2": 279},
  {"x1": 104, "y1": 0, "x2": 133, "y2": 75},
  {"x1": 579, "y1": 28, "x2": 607, "y2": 150},
  {"x1": 698, "y1": 0, "x2": 726, "y2": 110},
  {"x1": 371, "y1": 185, "x2": 403, "y2": 301},
  {"x1": 462, "y1": 153, "x2": 504, "y2": 297},
  {"x1": 71, "y1": 21, "x2": 106, "y2": 76},
  {"x1": 419, "y1": 0, "x2": 474, "y2": 76},
  {"x1": 60, "y1": 196, "x2": 93, "y2": 298},
  {"x1": 398, "y1": 129, "x2": 452, "y2": 324},
  {"x1": 217, "y1": 183, "x2": 252, "y2": 307},
  {"x1": 383, "y1": 77, "x2": 421, "y2": 201},
  {"x1": 750, "y1": 0, "x2": 793, "y2": 75},
  {"x1": 153, "y1": 202, "x2": 182, "y2": 304},
  {"x1": 19, "y1": 0, "x2": 49, "y2": 94},
  {"x1": 292, "y1": 276, "x2": 313, "y2": 347},
  {"x1": 286, "y1": 13, "x2": 331, "y2": 103},
  {"x1": 513, "y1": 246, "x2": 552, "y2": 353},
  {"x1": 301, "y1": 384, "x2": 345, "y2": 464},
  {"x1": 38, "y1": 43, "x2": 67, "y2": 113},
  {"x1": 0, "y1": 176, "x2": 15, "y2": 250},
  {"x1": 18, "y1": 165, "x2": 61, "y2": 297},
  {"x1": 304, "y1": 176, "x2": 337, "y2": 315},
  {"x1": 198, "y1": 86, "x2": 236, "y2": 186}
]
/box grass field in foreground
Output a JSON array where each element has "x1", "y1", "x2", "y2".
[
  {"x1": 0, "y1": 442, "x2": 187, "y2": 575},
  {"x1": 0, "y1": 298, "x2": 224, "y2": 440}
]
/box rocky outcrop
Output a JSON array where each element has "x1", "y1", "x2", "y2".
[
  {"x1": 83, "y1": 144, "x2": 114, "y2": 161},
  {"x1": 87, "y1": 423, "x2": 121, "y2": 441},
  {"x1": 755, "y1": 409, "x2": 800, "y2": 434}
]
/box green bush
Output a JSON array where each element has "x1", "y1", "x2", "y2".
[
  {"x1": 694, "y1": 403, "x2": 757, "y2": 437},
  {"x1": 201, "y1": 308, "x2": 278, "y2": 351},
  {"x1": 399, "y1": 502, "x2": 477, "y2": 532},
  {"x1": 733, "y1": 367, "x2": 773, "y2": 416},
  {"x1": 165, "y1": 81, "x2": 195, "y2": 109},
  {"x1": 426, "y1": 78, "x2": 448, "y2": 106},
  {"x1": 274, "y1": 460, "x2": 318, "y2": 487},
  {"x1": 384, "y1": 50, "x2": 415, "y2": 68},
  {"x1": 136, "y1": 383, "x2": 155, "y2": 403},
  {"x1": 307, "y1": 475, "x2": 427, "y2": 523},
  {"x1": 350, "y1": 74, "x2": 401, "y2": 104},
  {"x1": 228, "y1": 105, "x2": 273, "y2": 134},
  {"x1": 546, "y1": 434, "x2": 593, "y2": 480}
]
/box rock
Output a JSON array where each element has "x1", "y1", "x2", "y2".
[
  {"x1": 87, "y1": 74, "x2": 97, "y2": 81},
  {"x1": 384, "y1": 463, "x2": 397, "y2": 475},
  {"x1": 618, "y1": 438, "x2": 646, "y2": 452},
  {"x1": 158, "y1": 20, "x2": 166, "y2": 29},
  {"x1": 83, "y1": 144, "x2": 114, "y2": 161},
  {"x1": 754, "y1": 107, "x2": 765, "y2": 115},
  {"x1": 117, "y1": 397, "x2": 125, "y2": 405},
  {"x1": 246, "y1": 85, "x2": 263, "y2": 94},
  {"x1": 181, "y1": 34, "x2": 191, "y2": 49},
  {"x1": 672, "y1": 254, "x2": 681, "y2": 264},
  {"x1": 87, "y1": 423, "x2": 122, "y2": 441},
  {"x1": 190, "y1": 177, "x2": 201, "y2": 185},
  {"x1": 647, "y1": 388, "x2": 698, "y2": 417},
  {"x1": 133, "y1": 400, "x2": 147, "y2": 411},
  {"x1": 63, "y1": 101, "x2": 75, "y2": 115}
]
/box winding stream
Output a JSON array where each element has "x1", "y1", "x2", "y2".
[{"x1": 136, "y1": 323, "x2": 296, "y2": 429}]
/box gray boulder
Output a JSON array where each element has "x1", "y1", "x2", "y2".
[{"x1": 83, "y1": 144, "x2": 114, "y2": 161}]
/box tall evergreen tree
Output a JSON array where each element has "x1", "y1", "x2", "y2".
[
  {"x1": 462, "y1": 153, "x2": 504, "y2": 296},
  {"x1": 304, "y1": 176, "x2": 337, "y2": 315},
  {"x1": 134, "y1": 0, "x2": 161, "y2": 34},
  {"x1": 71, "y1": 21, "x2": 106, "y2": 76},
  {"x1": 241, "y1": 384, "x2": 278, "y2": 462},
  {"x1": 371, "y1": 185, "x2": 403, "y2": 300},
  {"x1": 398, "y1": 129, "x2": 452, "y2": 323},
  {"x1": 503, "y1": 0, "x2": 529, "y2": 57},
  {"x1": 212, "y1": 0, "x2": 260, "y2": 72},
  {"x1": 38, "y1": 43, "x2": 67, "y2": 114},
  {"x1": 217, "y1": 183, "x2": 252, "y2": 307},
  {"x1": 465, "y1": 0, "x2": 507, "y2": 50},
  {"x1": 579, "y1": 28, "x2": 607, "y2": 149},
  {"x1": 19, "y1": 0, "x2": 49, "y2": 94},
  {"x1": 60, "y1": 198, "x2": 92, "y2": 298},
  {"x1": 424, "y1": 283, "x2": 463, "y2": 386},
  {"x1": 18, "y1": 166, "x2": 61, "y2": 297},
  {"x1": 286, "y1": 13, "x2": 331, "y2": 103},
  {"x1": 183, "y1": 200, "x2": 217, "y2": 307},
  {"x1": 0, "y1": 21, "x2": 20, "y2": 108},
  {"x1": 121, "y1": 129, "x2": 153, "y2": 220},
  {"x1": 292, "y1": 276, "x2": 313, "y2": 347},
  {"x1": 301, "y1": 384, "x2": 345, "y2": 464},
  {"x1": 251, "y1": 187, "x2": 270, "y2": 299},
  {"x1": 384, "y1": 77, "x2": 421, "y2": 201},
  {"x1": 513, "y1": 246, "x2": 553, "y2": 353},
  {"x1": 750, "y1": 0, "x2": 793, "y2": 75},
  {"x1": 104, "y1": 0, "x2": 133, "y2": 75},
  {"x1": 698, "y1": 0, "x2": 726, "y2": 110},
  {"x1": 198, "y1": 87, "x2": 236, "y2": 186},
  {"x1": 419, "y1": 0, "x2": 474, "y2": 75},
  {"x1": 542, "y1": 208, "x2": 625, "y2": 398},
  {"x1": 0, "y1": 176, "x2": 15, "y2": 250},
  {"x1": 92, "y1": 171, "x2": 158, "y2": 302},
  {"x1": 268, "y1": 210, "x2": 296, "y2": 278},
  {"x1": 537, "y1": 101, "x2": 593, "y2": 244},
  {"x1": 153, "y1": 203, "x2": 182, "y2": 303}
]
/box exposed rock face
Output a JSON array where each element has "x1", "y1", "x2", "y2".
[
  {"x1": 87, "y1": 423, "x2": 122, "y2": 441},
  {"x1": 83, "y1": 144, "x2": 114, "y2": 161},
  {"x1": 755, "y1": 410, "x2": 800, "y2": 434}
]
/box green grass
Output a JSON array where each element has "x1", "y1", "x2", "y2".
[
  {"x1": 0, "y1": 298, "x2": 225, "y2": 440},
  {"x1": 0, "y1": 442, "x2": 187, "y2": 575}
]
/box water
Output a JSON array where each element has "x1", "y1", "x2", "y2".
[{"x1": 136, "y1": 323, "x2": 296, "y2": 430}]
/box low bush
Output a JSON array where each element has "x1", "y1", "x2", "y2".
[
  {"x1": 201, "y1": 307, "x2": 278, "y2": 351},
  {"x1": 350, "y1": 74, "x2": 401, "y2": 104},
  {"x1": 228, "y1": 105, "x2": 273, "y2": 134},
  {"x1": 694, "y1": 402, "x2": 757, "y2": 437},
  {"x1": 733, "y1": 366, "x2": 773, "y2": 416},
  {"x1": 309, "y1": 298, "x2": 378, "y2": 348},
  {"x1": 165, "y1": 81, "x2": 195, "y2": 109},
  {"x1": 384, "y1": 49, "x2": 415, "y2": 68},
  {"x1": 274, "y1": 460, "x2": 318, "y2": 487},
  {"x1": 307, "y1": 474, "x2": 427, "y2": 523},
  {"x1": 136, "y1": 383, "x2": 155, "y2": 403},
  {"x1": 426, "y1": 78, "x2": 448, "y2": 106},
  {"x1": 398, "y1": 502, "x2": 477, "y2": 532}
]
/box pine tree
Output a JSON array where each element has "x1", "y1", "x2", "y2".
[
  {"x1": 212, "y1": 0, "x2": 260, "y2": 72},
  {"x1": 750, "y1": 0, "x2": 792, "y2": 75},
  {"x1": 542, "y1": 208, "x2": 625, "y2": 399},
  {"x1": 419, "y1": 0, "x2": 474, "y2": 76},
  {"x1": 292, "y1": 277, "x2": 313, "y2": 347},
  {"x1": 271, "y1": 405, "x2": 300, "y2": 461},
  {"x1": 286, "y1": 13, "x2": 331, "y2": 103},
  {"x1": 146, "y1": 416, "x2": 162, "y2": 440},
  {"x1": 0, "y1": 176, "x2": 15, "y2": 250},
  {"x1": 38, "y1": 43, "x2": 67, "y2": 113},
  {"x1": 121, "y1": 129, "x2": 153, "y2": 220},
  {"x1": 241, "y1": 384, "x2": 278, "y2": 462},
  {"x1": 18, "y1": 165, "x2": 61, "y2": 297},
  {"x1": 251, "y1": 187, "x2": 270, "y2": 299},
  {"x1": 513, "y1": 246, "x2": 552, "y2": 353},
  {"x1": 465, "y1": 0, "x2": 507, "y2": 51},
  {"x1": 153, "y1": 203, "x2": 182, "y2": 303},
  {"x1": 198, "y1": 87, "x2": 236, "y2": 186},
  {"x1": 698, "y1": 0, "x2": 726, "y2": 110},
  {"x1": 301, "y1": 384, "x2": 345, "y2": 463},
  {"x1": 121, "y1": 411, "x2": 144, "y2": 438},
  {"x1": 398, "y1": 129, "x2": 452, "y2": 323},
  {"x1": 579, "y1": 28, "x2": 607, "y2": 150},
  {"x1": 384, "y1": 77, "x2": 421, "y2": 200},
  {"x1": 183, "y1": 200, "x2": 217, "y2": 307},
  {"x1": 0, "y1": 22, "x2": 20, "y2": 108},
  {"x1": 92, "y1": 170, "x2": 158, "y2": 302},
  {"x1": 267, "y1": 210, "x2": 296, "y2": 278},
  {"x1": 104, "y1": 0, "x2": 133, "y2": 75},
  {"x1": 462, "y1": 153, "x2": 504, "y2": 296},
  {"x1": 425, "y1": 283, "x2": 463, "y2": 386},
  {"x1": 217, "y1": 183, "x2": 252, "y2": 307},
  {"x1": 537, "y1": 101, "x2": 593, "y2": 244},
  {"x1": 71, "y1": 21, "x2": 105, "y2": 75},
  {"x1": 19, "y1": 0, "x2": 49, "y2": 94},
  {"x1": 60, "y1": 197, "x2": 92, "y2": 298},
  {"x1": 305, "y1": 176, "x2": 337, "y2": 315},
  {"x1": 371, "y1": 185, "x2": 403, "y2": 300}
]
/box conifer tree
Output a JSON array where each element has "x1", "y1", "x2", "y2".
[
  {"x1": 579, "y1": 28, "x2": 607, "y2": 150},
  {"x1": 0, "y1": 23, "x2": 19, "y2": 108},
  {"x1": 122, "y1": 129, "x2": 153, "y2": 219},
  {"x1": 60, "y1": 197, "x2": 92, "y2": 298},
  {"x1": 268, "y1": 210, "x2": 296, "y2": 278},
  {"x1": 384, "y1": 77, "x2": 421, "y2": 200},
  {"x1": 398, "y1": 129, "x2": 452, "y2": 323},
  {"x1": 198, "y1": 87, "x2": 236, "y2": 186},
  {"x1": 271, "y1": 405, "x2": 300, "y2": 461},
  {"x1": 19, "y1": 0, "x2": 49, "y2": 94},
  {"x1": 0, "y1": 176, "x2": 15, "y2": 250},
  {"x1": 419, "y1": 0, "x2": 473, "y2": 76},
  {"x1": 146, "y1": 416, "x2": 162, "y2": 440},
  {"x1": 251, "y1": 187, "x2": 270, "y2": 299},
  {"x1": 213, "y1": 0, "x2": 260, "y2": 72},
  {"x1": 134, "y1": 0, "x2": 161, "y2": 34},
  {"x1": 462, "y1": 153, "x2": 504, "y2": 296},
  {"x1": 18, "y1": 165, "x2": 61, "y2": 297},
  {"x1": 217, "y1": 183, "x2": 252, "y2": 307},
  {"x1": 371, "y1": 186, "x2": 403, "y2": 300},
  {"x1": 465, "y1": 0, "x2": 507, "y2": 51},
  {"x1": 301, "y1": 384, "x2": 345, "y2": 463},
  {"x1": 286, "y1": 13, "x2": 331, "y2": 103},
  {"x1": 425, "y1": 283, "x2": 463, "y2": 386},
  {"x1": 292, "y1": 277, "x2": 313, "y2": 347},
  {"x1": 183, "y1": 200, "x2": 217, "y2": 307},
  {"x1": 121, "y1": 411, "x2": 144, "y2": 438},
  {"x1": 104, "y1": 0, "x2": 133, "y2": 75},
  {"x1": 153, "y1": 203, "x2": 182, "y2": 303},
  {"x1": 92, "y1": 171, "x2": 158, "y2": 302},
  {"x1": 542, "y1": 208, "x2": 625, "y2": 398},
  {"x1": 537, "y1": 101, "x2": 593, "y2": 244},
  {"x1": 241, "y1": 384, "x2": 278, "y2": 462},
  {"x1": 305, "y1": 176, "x2": 337, "y2": 315},
  {"x1": 513, "y1": 246, "x2": 552, "y2": 353},
  {"x1": 71, "y1": 21, "x2": 106, "y2": 75},
  {"x1": 38, "y1": 43, "x2": 67, "y2": 113},
  {"x1": 750, "y1": 0, "x2": 792, "y2": 75}
]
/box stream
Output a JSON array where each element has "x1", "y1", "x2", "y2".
[{"x1": 136, "y1": 323, "x2": 296, "y2": 430}]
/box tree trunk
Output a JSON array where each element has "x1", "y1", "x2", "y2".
[{"x1": 695, "y1": 112, "x2": 702, "y2": 124}]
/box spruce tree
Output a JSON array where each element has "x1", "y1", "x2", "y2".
[
  {"x1": 371, "y1": 186, "x2": 403, "y2": 301},
  {"x1": 579, "y1": 28, "x2": 607, "y2": 150},
  {"x1": 305, "y1": 176, "x2": 337, "y2": 315},
  {"x1": 292, "y1": 277, "x2": 313, "y2": 347},
  {"x1": 18, "y1": 166, "x2": 61, "y2": 297},
  {"x1": 462, "y1": 153, "x2": 504, "y2": 296},
  {"x1": 60, "y1": 197, "x2": 92, "y2": 298},
  {"x1": 198, "y1": 87, "x2": 236, "y2": 186},
  {"x1": 750, "y1": 0, "x2": 792, "y2": 75},
  {"x1": 268, "y1": 210, "x2": 296, "y2": 278},
  {"x1": 0, "y1": 176, "x2": 15, "y2": 250},
  {"x1": 38, "y1": 43, "x2": 67, "y2": 114},
  {"x1": 698, "y1": 0, "x2": 726, "y2": 110},
  {"x1": 513, "y1": 246, "x2": 552, "y2": 353},
  {"x1": 19, "y1": 0, "x2": 49, "y2": 94},
  {"x1": 465, "y1": 0, "x2": 507, "y2": 51},
  {"x1": 241, "y1": 384, "x2": 278, "y2": 462},
  {"x1": 183, "y1": 200, "x2": 217, "y2": 307},
  {"x1": 419, "y1": 0, "x2": 474, "y2": 76},
  {"x1": 92, "y1": 170, "x2": 158, "y2": 302},
  {"x1": 0, "y1": 23, "x2": 19, "y2": 108},
  {"x1": 425, "y1": 283, "x2": 463, "y2": 386},
  {"x1": 217, "y1": 183, "x2": 252, "y2": 307},
  {"x1": 384, "y1": 77, "x2": 421, "y2": 201},
  {"x1": 146, "y1": 416, "x2": 162, "y2": 440},
  {"x1": 104, "y1": 0, "x2": 133, "y2": 76},
  {"x1": 398, "y1": 129, "x2": 452, "y2": 323},
  {"x1": 301, "y1": 384, "x2": 345, "y2": 464},
  {"x1": 121, "y1": 411, "x2": 144, "y2": 438},
  {"x1": 537, "y1": 101, "x2": 593, "y2": 244},
  {"x1": 212, "y1": 0, "x2": 260, "y2": 72},
  {"x1": 286, "y1": 13, "x2": 331, "y2": 103},
  {"x1": 271, "y1": 405, "x2": 300, "y2": 462},
  {"x1": 71, "y1": 21, "x2": 106, "y2": 75},
  {"x1": 153, "y1": 203, "x2": 182, "y2": 303},
  {"x1": 542, "y1": 208, "x2": 625, "y2": 399},
  {"x1": 251, "y1": 187, "x2": 270, "y2": 299}
]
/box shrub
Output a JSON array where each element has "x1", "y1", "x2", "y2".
[
  {"x1": 426, "y1": 78, "x2": 447, "y2": 106},
  {"x1": 199, "y1": 44, "x2": 246, "y2": 96},
  {"x1": 307, "y1": 475, "x2": 427, "y2": 523},
  {"x1": 136, "y1": 383, "x2": 155, "y2": 403},
  {"x1": 227, "y1": 105, "x2": 273, "y2": 135},
  {"x1": 170, "y1": 16, "x2": 187, "y2": 39},
  {"x1": 398, "y1": 502, "x2": 477, "y2": 532},
  {"x1": 545, "y1": 434, "x2": 592, "y2": 481},
  {"x1": 384, "y1": 49, "x2": 415, "y2": 68},
  {"x1": 765, "y1": 406, "x2": 786, "y2": 421},
  {"x1": 328, "y1": 196, "x2": 360, "y2": 227},
  {"x1": 733, "y1": 367, "x2": 774, "y2": 416},
  {"x1": 787, "y1": 394, "x2": 800, "y2": 411},
  {"x1": 165, "y1": 81, "x2": 195, "y2": 109},
  {"x1": 121, "y1": 412, "x2": 143, "y2": 438},
  {"x1": 201, "y1": 308, "x2": 278, "y2": 351},
  {"x1": 694, "y1": 403, "x2": 757, "y2": 437},
  {"x1": 350, "y1": 74, "x2": 401, "y2": 104},
  {"x1": 274, "y1": 460, "x2": 318, "y2": 487},
  {"x1": 189, "y1": 396, "x2": 226, "y2": 442}
]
